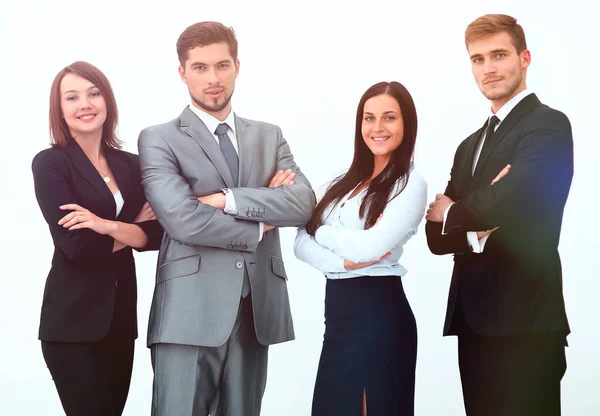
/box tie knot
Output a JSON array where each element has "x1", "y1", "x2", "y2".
[
  {"x1": 488, "y1": 115, "x2": 500, "y2": 129},
  {"x1": 215, "y1": 123, "x2": 229, "y2": 137}
]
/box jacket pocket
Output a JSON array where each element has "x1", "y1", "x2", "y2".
[
  {"x1": 157, "y1": 254, "x2": 201, "y2": 283},
  {"x1": 271, "y1": 256, "x2": 287, "y2": 280}
]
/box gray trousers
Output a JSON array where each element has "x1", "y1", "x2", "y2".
[{"x1": 151, "y1": 297, "x2": 269, "y2": 416}]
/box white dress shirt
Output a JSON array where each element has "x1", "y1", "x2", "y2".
[
  {"x1": 442, "y1": 89, "x2": 533, "y2": 252},
  {"x1": 294, "y1": 171, "x2": 427, "y2": 279},
  {"x1": 188, "y1": 104, "x2": 264, "y2": 240}
]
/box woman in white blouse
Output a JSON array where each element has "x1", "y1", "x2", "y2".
[{"x1": 294, "y1": 81, "x2": 427, "y2": 415}]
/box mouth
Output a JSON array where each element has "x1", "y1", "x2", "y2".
[
  {"x1": 205, "y1": 89, "x2": 224, "y2": 99},
  {"x1": 484, "y1": 78, "x2": 502, "y2": 85},
  {"x1": 371, "y1": 136, "x2": 389, "y2": 142},
  {"x1": 77, "y1": 113, "x2": 97, "y2": 121}
]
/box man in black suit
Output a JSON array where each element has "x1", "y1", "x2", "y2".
[{"x1": 426, "y1": 14, "x2": 573, "y2": 416}]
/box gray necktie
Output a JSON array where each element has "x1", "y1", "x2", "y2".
[
  {"x1": 215, "y1": 123, "x2": 239, "y2": 186},
  {"x1": 215, "y1": 123, "x2": 249, "y2": 297}
]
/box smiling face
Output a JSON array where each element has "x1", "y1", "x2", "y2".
[
  {"x1": 179, "y1": 42, "x2": 239, "y2": 121},
  {"x1": 59, "y1": 73, "x2": 107, "y2": 139},
  {"x1": 468, "y1": 31, "x2": 530, "y2": 112},
  {"x1": 361, "y1": 94, "x2": 404, "y2": 168}
]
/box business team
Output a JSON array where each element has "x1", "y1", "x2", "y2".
[{"x1": 32, "y1": 13, "x2": 573, "y2": 416}]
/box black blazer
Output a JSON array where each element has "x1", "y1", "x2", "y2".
[
  {"x1": 426, "y1": 94, "x2": 573, "y2": 337},
  {"x1": 32, "y1": 140, "x2": 162, "y2": 342}
]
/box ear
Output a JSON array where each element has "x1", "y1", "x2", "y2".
[
  {"x1": 520, "y1": 49, "x2": 531, "y2": 70},
  {"x1": 178, "y1": 65, "x2": 187, "y2": 84},
  {"x1": 235, "y1": 59, "x2": 240, "y2": 78}
]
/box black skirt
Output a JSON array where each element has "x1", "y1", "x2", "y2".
[{"x1": 312, "y1": 275, "x2": 417, "y2": 415}]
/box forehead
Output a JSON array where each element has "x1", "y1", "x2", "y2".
[
  {"x1": 185, "y1": 42, "x2": 234, "y2": 65},
  {"x1": 467, "y1": 31, "x2": 517, "y2": 56},
  {"x1": 60, "y1": 73, "x2": 96, "y2": 93},
  {"x1": 364, "y1": 94, "x2": 401, "y2": 113}
]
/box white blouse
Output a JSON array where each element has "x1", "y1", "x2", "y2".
[
  {"x1": 294, "y1": 171, "x2": 427, "y2": 279},
  {"x1": 114, "y1": 191, "x2": 124, "y2": 217}
]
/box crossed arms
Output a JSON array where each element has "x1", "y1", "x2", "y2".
[{"x1": 138, "y1": 127, "x2": 316, "y2": 252}]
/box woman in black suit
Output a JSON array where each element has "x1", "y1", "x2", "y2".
[{"x1": 32, "y1": 61, "x2": 162, "y2": 416}]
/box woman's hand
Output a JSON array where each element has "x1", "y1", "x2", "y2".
[
  {"x1": 134, "y1": 201, "x2": 157, "y2": 223},
  {"x1": 344, "y1": 252, "x2": 391, "y2": 270},
  {"x1": 58, "y1": 204, "x2": 114, "y2": 235}
]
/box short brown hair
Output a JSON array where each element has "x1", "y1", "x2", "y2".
[
  {"x1": 49, "y1": 61, "x2": 121, "y2": 149},
  {"x1": 465, "y1": 14, "x2": 527, "y2": 53},
  {"x1": 177, "y1": 21, "x2": 238, "y2": 67}
]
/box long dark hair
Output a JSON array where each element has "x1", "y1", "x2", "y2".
[{"x1": 305, "y1": 81, "x2": 418, "y2": 235}]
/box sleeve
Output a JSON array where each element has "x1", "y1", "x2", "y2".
[
  {"x1": 32, "y1": 151, "x2": 115, "y2": 261},
  {"x1": 138, "y1": 127, "x2": 261, "y2": 251},
  {"x1": 230, "y1": 126, "x2": 316, "y2": 227},
  {"x1": 314, "y1": 173, "x2": 427, "y2": 263},
  {"x1": 133, "y1": 220, "x2": 163, "y2": 252},
  {"x1": 425, "y1": 146, "x2": 471, "y2": 256},
  {"x1": 293, "y1": 227, "x2": 347, "y2": 273}
]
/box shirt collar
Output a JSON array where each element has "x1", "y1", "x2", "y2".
[
  {"x1": 491, "y1": 88, "x2": 532, "y2": 124},
  {"x1": 188, "y1": 104, "x2": 237, "y2": 137}
]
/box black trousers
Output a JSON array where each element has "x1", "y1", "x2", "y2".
[
  {"x1": 41, "y1": 335, "x2": 134, "y2": 416},
  {"x1": 454, "y1": 301, "x2": 566, "y2": 416}
]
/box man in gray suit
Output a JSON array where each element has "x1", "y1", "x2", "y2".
[{"x1": 138, "y1": 21, "x2": 315, "y2": 416}]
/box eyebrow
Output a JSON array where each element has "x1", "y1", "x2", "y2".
[
  {"x1": 63, "y1": 85, "x2": 98, "y2": 95},
  {"x1": 189, "y1": 59, "x2": 231, "y2": 67},
  {"x1": 363, "y1": 111, "x2": 400, "y2": 115}
]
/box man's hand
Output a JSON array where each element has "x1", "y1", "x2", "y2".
[
  {"x1": 344, "y1": 252, "x2": 391, "y2": 270},
  {"x1": 492, "y1": 164, "x2": 511, "y2": 185},
  {"x1": 197, "y1": 193, "x2": 226, "y2": 210},
  {"x1": 268, "y1": 169, "x2": 295, "y2": 188},
  {"x1": 426, "y1": 194, "x2": 453, "y2": 222}
]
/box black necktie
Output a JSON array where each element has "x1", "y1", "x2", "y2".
[
  {"x1": 215, "y1": 123, "x2": 239, "y2": 186},
  {"x1": 473, "y1": 115, "x2": 500, "y2": 175}
]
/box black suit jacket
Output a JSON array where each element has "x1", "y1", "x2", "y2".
[
  {"x1": 426, "y1": 94, "x2": 573, "y2": 337},
  {"x1": 32, "y1": 140, "x2": 162, "y2": 342}
]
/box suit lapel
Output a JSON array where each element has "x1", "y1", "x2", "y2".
[
  {"x1": 179, "y1": 107, "x2": 235, "y2": 188},
  {"x1": 235, "y1": 115, "x2": 255, "y2": 188},
  {"x1": 66, "y1": 140, "x2": 115, "y2": 209},
  {"x1": 473, "y1": 93, "x2": 541, "y2": 180}
]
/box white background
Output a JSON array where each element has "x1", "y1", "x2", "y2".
[{"x1": 1, "y1": 0, "x2": 598, "y2": 414}]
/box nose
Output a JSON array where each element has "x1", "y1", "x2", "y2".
[
  {"x1": 79, "y1": 96, "x2": 92, "y2": 109},
  {"x1": 373, "y1": 119, "x2": 385, "y2": 132},
  {"x1": 483, "y1": 59, "x2": 496, "y2": 75},
  {"x1": 207, "y1": 66, "x2": 219, "y2": 84}
]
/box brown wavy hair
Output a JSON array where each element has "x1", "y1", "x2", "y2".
[
  {"x1": 48, "y1": 61, "x2": 121, "y2": 149},
  {"x1": 305, "y1": 81, "x2": 418, "y2": 235}
]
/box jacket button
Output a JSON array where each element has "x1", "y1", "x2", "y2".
[{"x1": 236, "y1": 261, "x2": 243, "y2": 269}]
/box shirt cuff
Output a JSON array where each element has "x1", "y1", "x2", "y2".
[
  {"x1": 258, "y1": 222, "x2": 264, "y2": 242},
  {"x1": 466, "y1": 232, "x2": 490, "y2": 253},
  {"x1": 223, "y1": 189, "x2": 238, "y2": 215},
  {"x1": 441, "y1": 202, "x2": 454, "y2": 235}
]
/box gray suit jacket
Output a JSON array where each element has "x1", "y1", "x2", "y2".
[{"x1": 138, "y1": 107, "x2": 315, "y2": 347}]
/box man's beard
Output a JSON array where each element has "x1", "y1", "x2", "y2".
[
  {"x1": 191, "y1": 90, "x2": 233, "y2": 113},
  {"x1": 482, "y1": 69, "x2": 523, "y2": 102}
]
